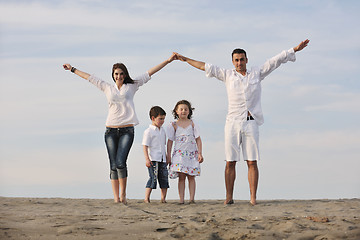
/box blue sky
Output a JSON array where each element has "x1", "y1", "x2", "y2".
[{"x1": 1, "y1": 0, "x2": 359, "y2": 200}]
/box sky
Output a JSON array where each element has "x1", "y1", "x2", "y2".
[{"x1": 1, "y1": 0, "x2": 359, "y2": 201}]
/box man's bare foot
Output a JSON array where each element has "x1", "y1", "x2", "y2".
[
  {"x1": 144, "y1": 199, "x2": 150, "y2": 203},
  {"x1": 120, "y1": 198, "x2": 127, "y2": 205},
  {"x1": 114, "y1": 199, "x2": 120, "y2": 203},
  {"x1": 189, "y1": 200, "x2": 196, "y2": 204},
  {"x1": 250, "y1": 200, "x2": 256, "y2": 206},
  {"x1": 161, "y1": 199, "x2": 167, "y2": 203},
  {"x1": 224, "y1": 199, "x2": 234, "y2": 205}
]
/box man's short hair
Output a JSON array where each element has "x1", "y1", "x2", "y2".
[
  {"x1": 149, "y1": 106, "x2": 166, "y2": 119},
  {"x1": 232, "y1": 48, "x2": 247, "y2": 59}
]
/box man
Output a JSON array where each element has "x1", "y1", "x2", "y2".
[{"x1": 175, "y1": 39, "x2": 309, "y2": 205}]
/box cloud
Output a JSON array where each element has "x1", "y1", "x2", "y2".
[
  {"x1": 289, "y1": 84, "x2": 360, "y2": 113},
  {"x1": 0, "y1": 147, "x2": 108, "y2": 186},
  {"x1": 262, "y1": 128, "x2": 360, "y2": 152}
]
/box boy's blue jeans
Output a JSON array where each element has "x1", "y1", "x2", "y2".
[
  {"x1": 104, "y1": 127, "x2": 134, "y2": 179},
  {"x1": 146, "y1": 161, "x2": 169, "y2": 189}
]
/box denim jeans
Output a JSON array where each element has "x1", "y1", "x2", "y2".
[
  {"x1": 146, "y1": 161, "x2": 169, "y2": 189},
  {"x1": 104, "y1": 126, "x2": 134, "y2": 179}
]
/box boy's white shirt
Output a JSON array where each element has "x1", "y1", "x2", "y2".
[{"x1": 142, "y1": 124, "x2": 167, "y2": 162}]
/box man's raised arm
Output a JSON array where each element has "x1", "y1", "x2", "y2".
[{"x1": 174, "y1": 52, "x2": 205, "y2": 71}]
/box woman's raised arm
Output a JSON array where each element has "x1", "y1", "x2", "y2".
[
  {"x1": 63, "y1": 63, "x2": 90, "y2": 80},
  {"x1": 147, "y1": 53, "x2": 178, "y2": 76}
]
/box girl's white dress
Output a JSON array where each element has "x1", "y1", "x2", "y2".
[{"x1": 167, "y1": 121, "x2": 201, "y2": 179}]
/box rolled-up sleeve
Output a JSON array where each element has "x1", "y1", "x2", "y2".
[
  {"x1": 87, "y1": 75, "x2": 109, "y2": 92},
  {"x1": 260, "y1": 48, "x2": 296, "y2": 80},
  {"x1": 134, "y1": 72, "x2": 151, "y2": 88},
  {"x1": 205, "y1": 63, "x2": 226, "y2": 82}
]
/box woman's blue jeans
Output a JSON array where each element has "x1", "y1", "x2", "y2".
[{"x1": 104, "y1": 126, "x2": 134, "y2": 179}]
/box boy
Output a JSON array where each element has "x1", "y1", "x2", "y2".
[{"x1": 142, "y1": 106, "x2": 170, "y2": 203}]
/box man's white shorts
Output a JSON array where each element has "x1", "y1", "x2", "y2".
[{"x1": 224, "y1": 119, "x2": 260, "y2": 162}]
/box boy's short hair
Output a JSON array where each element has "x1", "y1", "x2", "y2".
[{"x1": 149, "y1": 106, "x2": 166, "y2": 119}]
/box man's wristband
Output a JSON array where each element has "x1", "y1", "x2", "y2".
[{"x1": 71, "y1": 67, "x2": 77, "y2": 73}]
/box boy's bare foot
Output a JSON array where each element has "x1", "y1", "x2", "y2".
[
  {"x1": 161, "y1": 199, "x2": 167, "y2": 203},
  {"x1": 189, "y1": 200, "x2": 196, "y2": 204},
  {"x1": 250, "y1": 200, "x2": 256, "y2": 206},
  {"x1": 144, "y1": 199, "x2": 150, "y2": 203}
]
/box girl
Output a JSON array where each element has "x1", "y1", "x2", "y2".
[
  {"x1": 63, "y1": 53, "x2": 177, "y2": 204},
  {"x1": 167, "y1": 100, "x2": 204, "y2": 204}
]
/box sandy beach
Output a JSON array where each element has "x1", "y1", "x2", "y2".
[{"x1": 1, "y1": 197, "x2": 359, "y2": 239}]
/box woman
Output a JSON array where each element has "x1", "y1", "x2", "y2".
[{"x1": 63, "y1": 53, "x2": 177, "y2": 203}]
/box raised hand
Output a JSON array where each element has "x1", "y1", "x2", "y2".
[
  {"x1": 294, "y1": 39, "x2": 310, "y2": 52},
  {"x1": 173, "y1": 52, "x2": 187, "y2": 62},
  {"x1": 167, "y1": 52, "x2": 178, "y2": 63},
  {"x1": 63, "y1": 63, "x2": 72, "y2": 70}
]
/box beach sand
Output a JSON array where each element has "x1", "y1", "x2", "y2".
[{"x1": 1, "y1": 197, "x2": 359, "y2": 239}]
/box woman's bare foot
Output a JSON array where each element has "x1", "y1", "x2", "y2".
[{"x1": 120, "y1": 193, "x2": 127, "y2": 205}]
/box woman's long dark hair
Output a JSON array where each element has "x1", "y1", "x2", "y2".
[{"x1": 112, "y1": 63, "x2": 134, "y2": 84}]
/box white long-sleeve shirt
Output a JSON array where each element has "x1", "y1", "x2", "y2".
[
  {"x1": 205, "y1": 48, "x2": 296, "y2": 125},
  {"x1": 87, "y1": 73, "x2": 151, "y2": 126}
]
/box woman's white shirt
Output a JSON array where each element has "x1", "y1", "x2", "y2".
[{"x1": 87, "y1": 72, "x2": 151, "y2": 126}]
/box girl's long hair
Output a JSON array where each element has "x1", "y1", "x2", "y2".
[{"x1": 172, "y1": 100, "x2": 194, "y2": 119}]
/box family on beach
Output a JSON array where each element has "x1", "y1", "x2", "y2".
[{"x1": 63, "y1": 39, "x2": 309, "y2": 206}]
